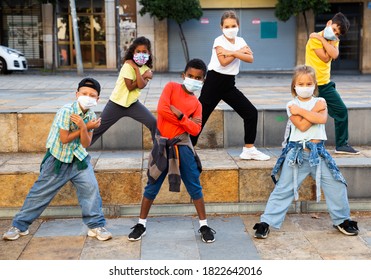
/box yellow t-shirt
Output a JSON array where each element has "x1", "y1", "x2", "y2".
[
  {"x1": 109, "y1": 62, "x2": 150, "y2": 107},
  {"x1": 305, "y1": 32, "x2": 339, "y2": 86}
]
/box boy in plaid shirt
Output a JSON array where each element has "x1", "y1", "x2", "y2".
[{"x1": 3, "y1": 78, "x2": 112, "y2": 241}]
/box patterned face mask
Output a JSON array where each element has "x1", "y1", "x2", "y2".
[{"x1": 133, "y1": 53, "x2": 150, "y2": 66}]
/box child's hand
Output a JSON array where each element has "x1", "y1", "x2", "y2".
[
  {"x1": 215, "y1": 46, "x2": 232, "y2": 57},
  {"x1": 170, "y1": 105, "x2": 183, "y2": 119},
  {"x1": 288, "y1": 104, "x2": 301, "y2": 115},
  {"x1": 240, "y1": 45, "x2": 253, "y2": 55},
  {"x1": 86, "y1": 118, "x2": 101, "y2": 130},
  {"x1": 309, "y1": 32, "x2": 324, "y2": 42},
  {"x1": 70, "y1": 114, "x2": 86, "y2": 128},
  {"x1": 143, "y1": 69, "x2": 153, "y2": 80},
  {"x1": 190, "y1": 116, "x2": 202, "y2": 125}
]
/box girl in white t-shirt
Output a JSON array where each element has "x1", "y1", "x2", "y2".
[
  {"x1": 190, "y1": 10, "x2": 270, "y2": 161},
  {"x1": 253, "y1": 65, "x2": 358, "y2": 239}
]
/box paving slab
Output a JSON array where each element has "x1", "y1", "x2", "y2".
[
  {"x1": 141, "y1": 216, "x2": 200, "y2": 260},
  {"x1": 34, "y1": 218, "x2": 87, "y2": 237},
  {"x1": 193, "y1": 216, "x2": 260, "y2": 260},
  {"x1": 18, "y1": 236, "x2": 85, "y2": 260},
  {"x1": 80, "y1": 236, "x2": 140, "y2": 260},
  {"x1": 304, "y1": 231, "x2": 371, "y2": 260},
  {"x1": 0, "y1": 219, "x2": 42, "y2": 260}
]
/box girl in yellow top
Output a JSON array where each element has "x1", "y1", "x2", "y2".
[{"x1": 91, "y1": 36, "x2": 156, "y2": 145}]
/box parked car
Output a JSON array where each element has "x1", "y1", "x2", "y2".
[{"x1": 0, "y1": 45, "x2": 28, "y2": 74}]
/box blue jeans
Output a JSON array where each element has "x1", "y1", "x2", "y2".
[
  {"x1": 12, "y1": 155, "x2": 106, "y2": 232},
  {"x1": 261, "y1": 150, "x2": 350, "y2": 228},
  {"x1": 144, "y1": 145, "x2": 203, "y2": 200}
]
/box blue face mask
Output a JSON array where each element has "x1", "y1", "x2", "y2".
[
  {"x1": 183, "y1": 77, "x2": 203, "y2": 93},
  {"x1": 324, "y1": 26, "x2": 337, "y2": 41}
]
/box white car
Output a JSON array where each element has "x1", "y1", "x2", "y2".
[{"x1": 0, "y1": 45, "x2": 28, "y2": 74}]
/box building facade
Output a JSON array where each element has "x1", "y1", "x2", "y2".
[{"x1": 0, "y1": 0, "x2": 370, "y2": 73}]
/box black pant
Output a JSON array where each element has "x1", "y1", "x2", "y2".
[
  {"x1": 190, "y1": 70, "x2": 257, "y2": 146},
  {"x1": 91, "y1": 100, "x2": 157, "y2": 145}
]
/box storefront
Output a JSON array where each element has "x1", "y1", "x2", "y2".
[
  {"x1": 0, "y1": 0, "x2": 43, "y2": 67},
  {"x1": 0, "y1": 1, "x2": 370, "y2": 73}
]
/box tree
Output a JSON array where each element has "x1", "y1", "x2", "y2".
[
  {"x1": 138, "y1": 0, "x2": 203, "y2": 63},
  {"x1": 275, "y1": 0, "x2": 330, "y2": 38}
]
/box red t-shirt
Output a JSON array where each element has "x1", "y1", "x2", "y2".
[{"x1": 157, "y1": 82, "x2": 202, "y2": 138}]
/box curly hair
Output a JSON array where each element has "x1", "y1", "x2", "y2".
[{"x1": 123, "y1": 36, "x2": 153, "y2": 68}]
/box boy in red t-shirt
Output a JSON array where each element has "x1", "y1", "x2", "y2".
[{"x1": 128, "y1": 59, "x2": 215, "y2": 243}]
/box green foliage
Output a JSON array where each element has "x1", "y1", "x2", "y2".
[
  {"x1": 138, "y1": 0, "x2": 203, "y2": 24},
  {"x1": 275, "y1": 0, "x2": 330, "y2": 22}
]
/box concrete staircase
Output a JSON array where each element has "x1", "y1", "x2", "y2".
[{"x1": 1, "y1": 72, "x2": 371, "y2": 218}]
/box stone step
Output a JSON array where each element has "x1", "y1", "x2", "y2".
[
  {"x1": 2, "y1": 104, "x2": 371, "y2": 153},
  {"x1": 1, "y1": 147, "x2": 371, "y2": 218}
]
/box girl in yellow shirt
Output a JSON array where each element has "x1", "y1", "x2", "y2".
[{"x1": 91, "y1": 36, "x2": 156, "y2": 146}]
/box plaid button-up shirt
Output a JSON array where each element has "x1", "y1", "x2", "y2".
[{"x1": 46, "y1": 101, "x2": 96, "y2": 163}]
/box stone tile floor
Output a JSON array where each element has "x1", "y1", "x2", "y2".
[{"x1": 1, "y1": 213, "x2": 370, "y2": 260}]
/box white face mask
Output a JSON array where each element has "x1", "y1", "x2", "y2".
[
  {"x1": 324, "y1": 26, "x2": 337, "y2": 41},
  {"x1": 295, "y1": 86, "x2": 315, "y2": 99},
  {"x1": 77, "y1": 95, "x2": 97, "y2": 110},
  {"x1": 183, "y1": 77, "x2": 203, "y2": 93},
  {"x1": 223, "y1": 27, "x2": 239, "y2": 39}
]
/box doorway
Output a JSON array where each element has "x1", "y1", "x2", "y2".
[
  {"x1": 315, "y1": 2, "x2": 363, "y2": 72},
  {"x1": 57, "y1": 0, "x2": 106, "y2": 68}
]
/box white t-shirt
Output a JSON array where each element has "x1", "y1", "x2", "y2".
[
  {"x1": 207, "y1": 35, "x2": 247, "y2": 75},
  {"x1": 287, "y1": 97, "x2": 327, "y2": 142}
]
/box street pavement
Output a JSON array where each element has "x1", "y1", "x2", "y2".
[
  {"x1": 1, "y1": 213, "x2": 371, "y2": 260},
  {"x1": 0, "y1": 71, "x2": 371, "y2": 263}
]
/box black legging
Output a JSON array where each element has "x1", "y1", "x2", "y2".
[
  {"x1": 91, "y1": 100, "x2": 157, "y2": 146},
  {"x1": 190, "y1": 70, "x2": 257, "y2": 146}
]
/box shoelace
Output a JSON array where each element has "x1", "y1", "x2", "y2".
[
  {"x1": 131, "y1": 224, "x2": 145, "y2": 231},
  {"x1": 198, "y1": 226, "x2": 216, "y2": 235},
  {"x1": 96, "y1": 227, "x2": 108, "y2": 233},
  {"x1": 253, "y1": 223, "x2": 267, "y2": 233},
  {"x1": 10, "y1": 226, "x2": 20, "y2": 233},
  {"x1": 347, "y1": 220, "x2": 359, "y2": 230}
]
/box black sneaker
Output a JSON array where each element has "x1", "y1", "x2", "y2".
[
  {"x1": 128, "y1": 223, "x2": 146, "y2": 241},
  {"x1": 334, "y1": 219, "x2": 359, "y2": 236},
  {"x1": 198, "y1": 225, "x2": 216, "y2": 243},
  {"x1": 335, "y1": 145, "x2": 360, "y2": 155},
  {"x1": 253, "y1": 222, "x2": 270, "y2": 239}
]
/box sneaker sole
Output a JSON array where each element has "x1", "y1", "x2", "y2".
[
  {"x1": 240, "y1": 155, "x2": 270, "y2": 161},
  {"x1": 2, "y1": 230, "x2": 29, "y2": 241},
  {"x1": 334, "y1": 150, "x2": 360, "y2": 155},
  {"x1": 335, "y1": 225, "x2": 358, "y2": 236},
  {"x1": 87, "y1": 230, "x2": 112, "y2": 241},
  {"x1": 128, "y1": 231, "x2": 146, "y2": 241},
  {"x1": 201, "y1": 236, "x2": 215, "y2": 243},
  {"x1": 254, "y1": 229, "x2": 270, "y2": 239}
]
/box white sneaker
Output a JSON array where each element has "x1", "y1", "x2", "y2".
[
  {"x1": 239, "y1": 147, "x2": 270, "y2": 161},
  {"x1": 88, "y1": 227, "x2": 112, "y2": 241},
  {"x1": 2, "y1": 226, "x2": 29, "y2": 241}
]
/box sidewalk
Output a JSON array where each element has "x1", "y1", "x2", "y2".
[
  {"x1": 1, "y1": 71, "x2": 371, "y2": 114},
  {"x1": 1, "y1": 213, "x2": 371, "y2": 260},
  {"x1": 1, "y1": 71, "x2": 371, "y2": 262}
]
